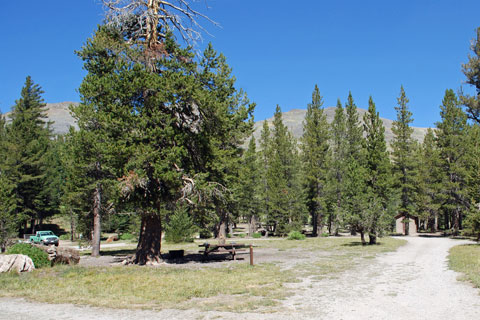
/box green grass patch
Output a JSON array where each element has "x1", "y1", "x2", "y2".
[{"x1": 448, "y1": 244, "x2": 480, "y2": 288}]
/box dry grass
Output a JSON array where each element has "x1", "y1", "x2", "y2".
[
  {"x1": 448, "y1": 243, "x2": 480, "y2": 288},
  {"x1": 0, "y1": 236, "x2": 406, "y2": 312}
]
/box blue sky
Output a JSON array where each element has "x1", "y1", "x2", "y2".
[{"x1": 1, "y1": 0, "x2": 479, "y2": 127}]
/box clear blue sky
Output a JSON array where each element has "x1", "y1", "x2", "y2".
[{"x1": 1, "y1": 0, "x2": 479, "y2": 127}]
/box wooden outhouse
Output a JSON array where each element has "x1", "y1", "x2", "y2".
[{"x1": 395, "y1": 213, "x2": 418, "y2": 235}]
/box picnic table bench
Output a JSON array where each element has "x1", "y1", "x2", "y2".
[{"x1": 199, "y1": 242, "x2": 251, "y2": 261}]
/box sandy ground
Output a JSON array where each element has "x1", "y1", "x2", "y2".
[{"x1": 1, "y1": 236, "x2": 479, "y2": 320}]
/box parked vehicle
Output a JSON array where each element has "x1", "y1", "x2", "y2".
[{"x1": 29, "y1": 231, "x2": 59, "y2": 246}]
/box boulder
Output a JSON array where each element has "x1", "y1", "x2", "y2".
[
  {"x1": 106, "y1": 234, "x2": 119, "y2": 243},
  {"x1": 32, "y1": 244, "x2": 80, "y2": 265},
  {"x1": 0, "y1": 254, "x2": 35, "y2": 273}
]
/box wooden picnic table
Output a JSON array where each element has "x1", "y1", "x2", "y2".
[{"x1": 199, "y1": 242, "x2": 252, "y2": 262}]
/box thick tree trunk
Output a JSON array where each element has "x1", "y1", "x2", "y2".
[
  {"x1": 135, "y1": 212, "x2": 162, "y2": 265},
  {"x1": 91, "y1": 184, "x2": 102, "y2": 257},
  {"x1": 369, "y1": 233, "x2": 377, "y2": 245}
]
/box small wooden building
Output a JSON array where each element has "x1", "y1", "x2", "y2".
[{"x1": 395, "y1": 213, "x2": 418, "y2": 235}]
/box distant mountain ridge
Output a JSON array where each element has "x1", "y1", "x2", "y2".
[
  {"x1": 4, "y1": 102, "x2": 78, "y2": 135},
  {"x1": 252, "y1": 107, "x2": 430, "y2": 147},
  {"x1": 3, "y1": 103, "x2": 430, "y2": 144}
]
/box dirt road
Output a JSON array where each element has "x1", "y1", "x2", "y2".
[{"x1": 1, "y1": 237, "x2": 479, "y2": 320}]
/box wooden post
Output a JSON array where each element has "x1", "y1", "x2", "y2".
[{"x1": 249, "y1": 244, "x2": 253, "y2": 266}]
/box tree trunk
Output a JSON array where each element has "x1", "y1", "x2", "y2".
[
  {"x1": 316, "y1": 212, "x2": 323, "y2": 237},
  {"x1": 135, "y1": 212, "x2": 162, "y2": 265},
  {"x1": 404, "y1": 214, "x2": 410, "y2": 236},
  {"x1": 91, "y1": 184, "x2": 102, "y2": 257},
  {"x1": 312, "y1": 212, "x2": 318, "y2": 237},
  {"x1": 360, "y1": 230, "x2": 366, "y2": 245},
  {"x1": 369, "y1": 233, "x2": 377, "y2": 245},
  {"x1": 248, "y1": 215, "x2": 257, "y2": 237},
  {"x1": 70, "y1": 209, "x2": 75, "y2": 241},
  {"x1": 215, "y1": 207, "x2": 227, "y2": 244},
  {"x1": 452, "y1": 208, "x2": 460, "y2": 236},
  {"x1": 31, "y1": 218, "x2": 36, "y2": 234}
]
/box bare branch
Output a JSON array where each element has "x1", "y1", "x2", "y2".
[{"x1": 101, "y1": 0, "x2": 219, "y2": 49}]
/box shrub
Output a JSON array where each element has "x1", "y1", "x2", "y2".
[
  {"x1": 164, "y1": 206, "x2": 197, "y2": 243},
  {"x1": 252, "y1": 232, "x2": 262, "y2": 239},
  {"x1": 199, "y1": 229, "x2": 212, "y2": 239},
  {"x1": 119, "y1": 233, "x2": 135, "y2": 241},
  {"x1": 7, "y1": 243, "x2": 50, "y2": 268},
  {"x1": 321, "y1": 232, "x2": 330, "y2": 237},
  {"x1": 287, "y1": 231, "x2": 306, "y2": 240},
  {"x1": 59, "y1": 233, "x2": 71, "y2": 240},
  {"x1": 236, "y1": 233, "x2": 246, "y2": 238}
]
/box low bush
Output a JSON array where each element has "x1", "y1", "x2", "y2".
[
  {"x1": 252, "y1": 232, "x2": 262, "y2": 239},
  {"x1": 59, "y1": 233, "x2": 71, "y2": 240},
  {"x1": 119, "y1": 233, "x2": 135, "y2": 241},
  {"x1": 287, "y1": 231, "x2": 306, "y2": 240},
  {"x1": 7, "y1": 243, "x2": 50, "y2": 268}
]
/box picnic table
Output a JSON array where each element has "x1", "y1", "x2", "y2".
[{"x1": 199, "y1": 242, "x2": 252, "y2": 263}]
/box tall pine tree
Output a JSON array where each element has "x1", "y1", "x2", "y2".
[
  {"x1": 0, "y1": 114, "x2": 17, "y2": 252},
  {"x1": 435, "y1": 89, "x2": 468, "y2": 235},
  {"x1": 391, "y1": 86, "x2": 417, "y2": 234},
  {"x1": 362, "y1": 96, "x2": 393, "y2": 244},
  {"x1": 301, "y1": 85, "x2": 330, "y2": 236},
  {"x1": 7, "y1": 76, "x2": 51, "y2": 234},
  {"x1": 327, "y1": 99, "x2": 347, "y2": 235}
]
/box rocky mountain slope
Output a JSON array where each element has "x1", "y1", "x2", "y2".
[
  {"x1": 4, "y1": 102, "x2": 78, "y2": 135},
  {"x1": 252, "y1": 107, "x2": 429, "y2": 146},
  {"x1": 3, "y1": 103, "x2": 429, "y2": 144}
]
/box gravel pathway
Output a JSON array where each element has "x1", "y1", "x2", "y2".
[{"x1": 1, "y1": 237, "x2": 479, "y2": 320}]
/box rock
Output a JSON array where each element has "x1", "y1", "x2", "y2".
[
  {"x1": 54, "y1": 247, "x2": 80, "y2": 265},
  {"x1": 0, "y1": 254, "x2": 35, "y2": 273},
  {"x1": 32, "y1": 244, "x2": 80, "y2": 265},
  {"x1": 106, "y1": 234, "x2": 119, "y2": 243}
]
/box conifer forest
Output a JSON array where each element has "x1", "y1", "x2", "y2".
[{"x1": 0, "y1": 1, "x2": 479, "y2": 267}]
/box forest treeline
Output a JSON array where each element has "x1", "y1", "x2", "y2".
[{"x1": 0, "y1": 15, "x2": 479, "y2": 263}]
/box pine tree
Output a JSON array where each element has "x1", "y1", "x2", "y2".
[
  {"x1": 0, "y1": 115, "x2": 17, "y2": 252},
  {"x1": 345, "y1": 92, "x2": 363, "y2": 159},
  {"x1": 301, "y1": 85, "x2": 330, "y2": 236},
  {"x1": 362, "y1": 96, "x2": 393, "y2": 244},
  {"x1": 327, "y1": 99, "x2": 347, "y2": 235},
  {"x1": 391, "y1": 86, "x2": 417, "y2": 234},
  {"x1": 238, "y1": 137, "x2": 260, "y2": 236},
  {"x1": 460, "y1": 27, "x2": 480, "y2": 123},
  {"x1": 7, "y1": 76, "x2": 51, "y2": 234},
  {"x1": 416, "y1": 129, "x2": 442, "y2": 232},
  {"x1": 342, "y1": 92, "x2": 366, "y2": 238},
  {"x1": 267, "y1": 105, "x2": 305, "y2": 235},
  {"x1": 195, "y1": 44, "x2": 255, "y2": 242},
  {"x1": 73, "y1": 26, "x2": 138, "y2": 257},
  {"x1": 464, "y1": 124, "x2": 480, "y2": 239},
  {"x1": 258, "y1": 120, "x2": 272, "y2": 235},
  {"x1": 435, "y1": 89, "x2": 469, "y2": 235}
]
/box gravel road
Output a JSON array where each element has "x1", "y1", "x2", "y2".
[{"x1": 1, "y1": 236, "x2": 479, "y2": 320}]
